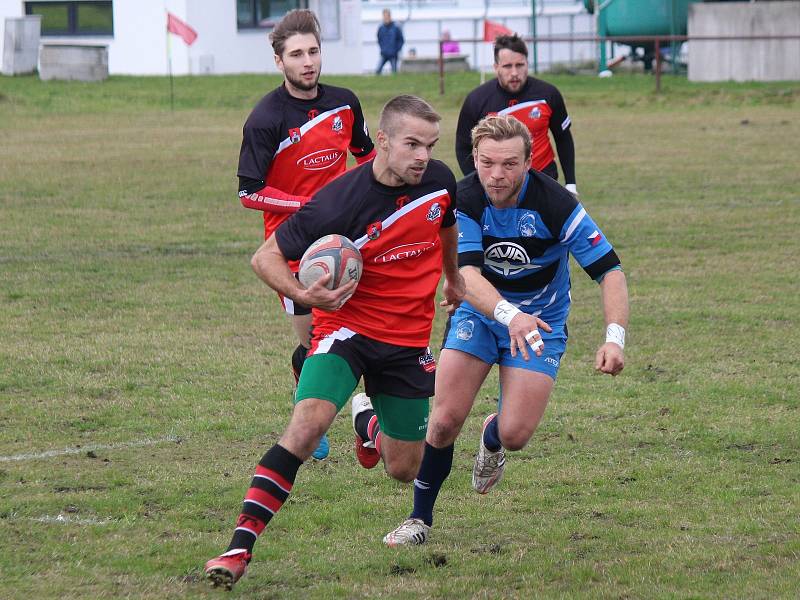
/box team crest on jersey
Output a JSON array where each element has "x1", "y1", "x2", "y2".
[
  {"x1": 418, "y1": 348, "x2": 436, "y2": 373},
  {"x1": 307, "y1": 109, "x2": 319, "y2": 120},
  {"x1": 332, "y1": 116, "x2": 343, "y2": 132},
  {"x1": 366, "y1": 221, "x2": 382, "y2": 240},
  {"x1": 529, "y1": 106, "x2": 541, "y2": 119},
  {"x1": 426, "y1": 202, "x2": 442, "y2": 223},
  {"x1": 455, "y1": 319, "x2": 475, "y2": 341},
  {"x1": 289, "y1": 128, "x2": 301, "y2": 144},
  {"x1": 518, "y1": 213, "x2": 536, "y2": 237}
]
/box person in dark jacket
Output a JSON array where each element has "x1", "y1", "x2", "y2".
[{"x1": 376, "y1": 9, "x2": 404, "y2": 74}]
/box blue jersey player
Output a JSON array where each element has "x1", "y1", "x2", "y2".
[{"x1": 384, "y1": 114, "x2": 629, "y2": 546}]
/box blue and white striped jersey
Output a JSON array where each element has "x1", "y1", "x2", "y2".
[{"x1": 457, "y1": 170, "x2": 620, "y2": 324}]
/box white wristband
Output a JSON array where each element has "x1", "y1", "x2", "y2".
[
  {"x1": 605, "y1": 323, "x2": 626, "y2": 349},
  {"x1": 565, "y1": 183, "x2": 578, "y2": 196},
  {"x1": 493, "y1": 299, "x2": 521, "y2": 327}
]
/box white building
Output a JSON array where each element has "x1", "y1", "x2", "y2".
[{"x1": 1, "y1": 0, "x2": 593, "y2": 76}]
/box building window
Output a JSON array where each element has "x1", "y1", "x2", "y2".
[
  {"x1": 25, "y1": 1, "x2": 113, "y2": 36},
  {"x1": 237, "y1": 0, "x2": 308, "y2": 30}
]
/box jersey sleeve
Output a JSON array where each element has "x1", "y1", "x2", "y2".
[
  {"x1": 455, "y1": 94, "x2": 478, "y2": 176},
  {"x1": 548, "y1": 86, "x2": 576, "y2": 184},
  {"x1": 559, "y1": 204, "x2": 620, "y2": 281},
  {"x1": 441, "y1": 165, "x2": 458, "y2": 228},
  {"x1": 237, "y1": 119, "x2": 279, "y2": 182},
  {"x1": 547, "y1": 86, "x2": 571, "y2": 135},
  {"x1": 274, "y1": 188, "x2": 351, "y2": 261},
  {"x1": 347, "y1": 93, "x2": 375, "y2": 159},
  {"x1": 455, "y1": 174, "x2": 485, "y2": 267}
]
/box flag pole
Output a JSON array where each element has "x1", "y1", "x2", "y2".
[{"x1": 167, "y1": 23, "x2": 174, "y2": 111}]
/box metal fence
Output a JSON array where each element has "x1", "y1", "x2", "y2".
[{"x1": 436, "y1": 33, "x2": 800, "y2": 93}]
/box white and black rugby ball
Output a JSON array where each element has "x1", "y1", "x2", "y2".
[{"x1": 298, "y1": 234, "x2": 363, "y2": 291}]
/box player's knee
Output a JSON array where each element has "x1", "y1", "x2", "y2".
[
  {"x1": 385, "y1": 463, "x2": 417, "y2": 483},
  {"x1": 383, "y1": 453, "x2": 422, "y2": 483},
  {"x1": 499, "y1": 428, "x2": 533, "y2": 451},
  {"x1": 427, "y1": 417, "x2": 461, "y2": 446}
]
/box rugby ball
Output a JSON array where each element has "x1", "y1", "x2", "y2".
[{"x1": 298, "y1": 234, "x2": 363, "y2": 291}]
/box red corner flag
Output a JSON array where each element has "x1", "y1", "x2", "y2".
[
  {"x1": 483, "y1": 19, "x2": 514, "y2": 42},
  {"x1": 167, "y1": 12, "x2": 198, "y2": 46}
]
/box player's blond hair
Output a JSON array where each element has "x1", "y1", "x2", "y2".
[
  {"x1": 270, "y1": 9, "x2": 321, "y2": 57},
  {"x1": 379, "y1": 95, "x2": 441, "y2": 136},
  {"x1": 471, "y1": 114, "x2": 532, "y2": 160}
]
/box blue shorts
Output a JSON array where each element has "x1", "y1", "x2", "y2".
[{"x1": 443, "y1": 305, "x2": 567, "y2": 380}]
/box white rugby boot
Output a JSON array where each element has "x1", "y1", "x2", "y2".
[
  {"x1": 472, "y1": 413, "x2": 506, "y2": 494},
  {"x1": 383, "y1": 518, "x2": 430, "y2": 547}
]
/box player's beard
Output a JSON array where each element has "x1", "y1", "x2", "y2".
[
  {"x1": 285, "y1": 69, "x2": 320, "y2": 92},
  {"x1": 487, "y1": 174, "x2": 525, "y2": 206}
]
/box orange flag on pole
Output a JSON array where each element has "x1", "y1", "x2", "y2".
[
  {"x1": 167, "y1": 12, "x2": 197, "y2": 46},
  {"x1": 483, "y1": 19, "x2": 514, "y2": 42}
]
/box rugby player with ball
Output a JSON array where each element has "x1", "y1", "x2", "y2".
[{"x1": 204, "y1": 95, "x2": 464, "y2": 590}]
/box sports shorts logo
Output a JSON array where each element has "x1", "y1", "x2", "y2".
[
  {"x1": 289, "y1": 128, "x2": 301, "y2": 144},
  {"x1": 297, "y1": 148, "x2": 343, "y2": 171},
  {"x1": 518, "y1": 213, "x2": 536, "y2": 237},
  {"x1": 418, "y1": 348, "x2": 436, "y2": 373},
  {"x1": 545, "y1": 356, "x2": 559, "y2": 368},
  {"x1": 374, "y1": 242, "x2": 435, "y2": 263},
  {"x1": 455, "y1": 319, "x2": 474, "y2": 341},
  {"x1": 332, "y1": 115, "x2": 343, "y2": 132},
  {"x1": 485, "y1": 242, "x2": 538, "y2": 277},
  {"x1": 426, "y1": 202, "x2": 442, "y2": 222}
]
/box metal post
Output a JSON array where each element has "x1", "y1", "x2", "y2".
[
  {"x1": 655, "y1": 38, "x2": 662, "y2": 93},
  {"x1": 439, "y1": 40, "x2": 445, "y2": 95},
  {"x1": 531, "y1": 0, "x2": 538, "y2": 74}
]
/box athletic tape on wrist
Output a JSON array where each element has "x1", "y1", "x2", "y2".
[
  {"x1": 606, "y1": 323, "x2": 626, "y2": 349},
  {"x1": 494, "y1": 299, "x2": 521, "y2": 327}
]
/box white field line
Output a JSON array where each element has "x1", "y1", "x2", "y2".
[
  {"x1": 30, "y1": 514, "x2": 115, "y2": 526},
  {"x1": 0, "y1": 435, "x2": 181, "y2": 463}
]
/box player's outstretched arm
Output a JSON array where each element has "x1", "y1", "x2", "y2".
[
  {"x1": 251, "y1": 236, "x2": 355, "y2": 312},
  {"x1": 459, "y1": 266, "x2": 551, "y2": 361},
  {"x1": 594, "y1": 269, "x2": 629, "y2": 376},
  {"x1": 438, "y1": 224, "x2": 466, "y2": 314},
  {"x1": 239, "y1": 183, "x2": 310, "y2": 214}
]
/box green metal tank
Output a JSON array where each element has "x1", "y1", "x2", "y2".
[
  {"x1": 583, "y1": 0, "x2": 697, "y2": 37},
  {"x1": 583, "y1": 0, "x2": 715, "y2": 71}
]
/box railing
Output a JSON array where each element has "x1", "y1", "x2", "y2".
[{"x1": 437, "y1": 34, "x2": 800, "y2": 94}]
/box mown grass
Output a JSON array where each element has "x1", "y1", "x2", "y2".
[{"x1": 1, "y1": 71, "x2": 798, "y2": 599}]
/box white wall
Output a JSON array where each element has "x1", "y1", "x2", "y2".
[
  {"x1": 688, "y1": 1, "x2": 800, "y2": 82},
  {"x1": 1, "y1": 0, "x2": 364, "y2": 76}
]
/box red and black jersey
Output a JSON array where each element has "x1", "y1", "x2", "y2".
[
  {"x1": 455, "y1": 77, "x2": 575, "y2": 183},
  {"x1": 275, "y1": 160, "x2": 457, "y2": 348},
  {"x1": 237, "y1": 83, "x2": 374, "y2": 241}
]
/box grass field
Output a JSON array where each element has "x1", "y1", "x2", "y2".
[{"x1": 1, "y1": 71, "x2": 799, "y2": 599}]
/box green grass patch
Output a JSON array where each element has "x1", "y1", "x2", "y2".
[{"x1": 1, "y1": 72, "x2": 798, "y2": 599}]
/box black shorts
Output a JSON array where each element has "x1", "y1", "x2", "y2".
[{"x1": 306, "y1": 326, "x2": 436, "y2": 400}]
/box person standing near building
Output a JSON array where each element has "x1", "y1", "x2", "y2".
[
  {"x1": 455, "y1": 34, "x2": 578, "y2": 197},
  {"x1": 376, "y1": 9, "x2": 404, "y2": 74},
  {"x1": 204, "y1": 95, "x2": 465, "y2": 589},
  {"x1": 237, "y1": 9, "x2": 375, "y2": 460},
  {"x1": 383, "y1": 114, "x2": 628, "y2": 546}
]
